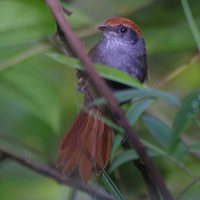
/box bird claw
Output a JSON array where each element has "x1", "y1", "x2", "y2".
[{"x1": 76, "y1": 77, "x2": 89, "y2": 93}]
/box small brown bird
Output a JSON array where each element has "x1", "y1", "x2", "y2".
[{"x1": 57, "y1": 17, "x2": 147, "y2": 183}]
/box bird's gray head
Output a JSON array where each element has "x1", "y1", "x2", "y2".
[{"x1": 98, "y1": 17, "x2": 144, "y2": 48}]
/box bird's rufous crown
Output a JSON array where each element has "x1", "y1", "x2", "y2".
[{"x1": 104, "y1": 17, "x2": 143, "y2": 37}]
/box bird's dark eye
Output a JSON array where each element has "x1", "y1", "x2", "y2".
[{"x1": 120, "y1": 26, "x2": 128, "y2": 34}]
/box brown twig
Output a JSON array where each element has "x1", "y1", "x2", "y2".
[
  {"x1": 0, "y1": 147, "x2": 114, "y2": 200},
  {"x1": 45, "y1": 0, "x2": 174, "y2": 199},
  {"x1": 123, "y1": 140, "x2": 161, "y2": 200},
  {"x1": 134, "y1": 160, "x2": 161, "y2": 200}
]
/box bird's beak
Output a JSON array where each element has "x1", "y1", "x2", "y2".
[{"x1": 98, "y1": 25, "x2": 113, "y2": 32}]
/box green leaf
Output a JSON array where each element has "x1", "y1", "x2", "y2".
[
  {"x1": 109, "y1": 149, "x2": 156, "y2": 173},
  {"x1": 47, "y1": 52, "x2": 82, "y2": 69},
  {"x1": 142, "y1": 115, "x2": 172, "y2": 149},
  {"x1": 96, "y1": 64, "x2": 143, "y2": 89},
  {"x1": 172, "y1": 90, "x2": 200, "y2": 146},
  {"x1": 142, "y1": 139, "x2": 192, "y2": 175},
  {"x1": 109, "y1": 150, "x2": 138, "y2": 173},
  {"x1": 47, "y1": 53, "x2": 144, "y2": 89},
  {"x1": 126, "y1": 99, "x2": 153, "y2": 125},
  {"x1": 94, "y1": 87, "x2": 180, "y2": 106},
  {"x1": 102, "y1": 117, "x2": 124, "y2": 133},
  {"x1": 143, "y1": 115, "x2": 189, "y2": 162},
  {"x1": 172, "y1": 142, "x2": 189, "y2": 163},
  {"x1": 142, "y1": 139, "x2": 168, "y2": 157},
  {"x1": 101, "y1": 171, "x2": 126, "y2": 200},
  {"x1": 143, "y1": 139, "x2": 188, "y2": 170},
  {"x1": 110, "y1": 135, "x2": 124, "y2": 161},
  {"x1": 114, "y1": 88, "x2": 180, "y2": 106}
]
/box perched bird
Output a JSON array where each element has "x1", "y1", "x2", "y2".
[{"x1": 57, "y1": 17, "x2": 148, "y2": 183}]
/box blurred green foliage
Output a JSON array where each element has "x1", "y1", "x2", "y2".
[{"x1": 0, "y1": 0, "x2": 200, "y2": 200}]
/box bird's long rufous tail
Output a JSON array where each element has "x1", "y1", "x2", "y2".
[{"x1": 57, "y1": 107, "x2": 112, "y2": 183}]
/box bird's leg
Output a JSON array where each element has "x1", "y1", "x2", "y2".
[{"x1": 77, "y1": 77, "x2": 87, "y2": 93}]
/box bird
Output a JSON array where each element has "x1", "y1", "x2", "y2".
[{"x1": 57, "y1": 17, "x2": 148, "y2": 183}]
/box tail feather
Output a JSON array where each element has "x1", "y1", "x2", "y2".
[
  {"x1": 63, "y1": 148, "x2": 81, "y2": 174},
  {"x1": 96, "y1": 124, "x2": 112, "y2": 171},
  {"x1": 79, "y1": 111, "x2": 96, "y2": 182},
  {"x1": 57, "y1": 107, "x2": 112, "y2": 183},
  {"x1": 57, "y1": 112, "x2": 88, "y2": 166}
]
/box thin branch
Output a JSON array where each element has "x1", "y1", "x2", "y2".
[
  {"x1": 45, "y1": 0, "x2": 174, "y2": 200},
  {"x1": 123, "y1": 140, "x2": 161, "y2": 200},
  {"x1": 155, "y1": 53, "x2": 200, "y2": 88},
  {"x1": 134, "y1": 160, "x2": 161, "y2": 200},
  {"x1": 0, "y1": 43, "x2": 51, "y2": 73},
  {"x1": 0, "y1": 147, "x2": 114, "y2": 200},
  {"x1": 176, "y1": 176, "x2": 200, "y2": 200}
]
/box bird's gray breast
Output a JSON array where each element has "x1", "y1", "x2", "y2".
[{"x1": 89, "y1": 38, "x2": 147, "y2": 83}]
